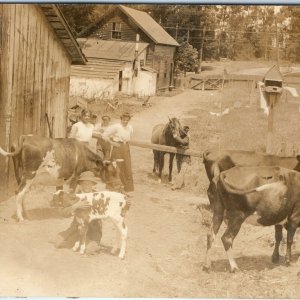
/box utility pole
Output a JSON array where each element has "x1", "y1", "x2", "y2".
[
  {"x1": 187, "y1": 26, "x2": 190, "y2": 43},
  {"x1": 275, "y1": 16, "x2": 280, "y2": 67},
  {"x1": 197, "y1": 27, "x2": 206, "y2": 74},
  {"x1": 175, "y1": 23, "x2": 178, "y2": 40}
]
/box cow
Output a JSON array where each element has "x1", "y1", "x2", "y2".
[
  {"x1": 203, "y1": 149, "x2": 300, "y2": 208},
  {"x1": 0, "y1": 135, "x2": 122, "y2": 221},
  {"x1": 151, "y1": 117, "x2": 183, "y2": 183},
  {"x1": 203, "y1": 165, "x2": 300, "y2": 273},
  {"x1": 53, "y1": 190, "x2": 130, "y2": 259}
]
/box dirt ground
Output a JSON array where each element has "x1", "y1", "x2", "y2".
[{"x1": 2, "y1": 61, "x2": 300, "y2": 297}]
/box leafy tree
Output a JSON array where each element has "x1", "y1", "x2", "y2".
[{"x1": 174, "y1": 42, "x2": 198, "y2": 74}]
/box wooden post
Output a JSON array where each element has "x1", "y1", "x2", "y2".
[{"x1": 266, "y1": 93, "x2": 276, "y2": 154}]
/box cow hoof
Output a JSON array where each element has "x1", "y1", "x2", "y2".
[
  {"x1": 229, "y1": 267, "x2": 240, "y2": 273},
  {"x1": 202, "y1": 265, "x2": 211, "y2": 273},
  {"x1": 111, "y1": 247, "x2": 118, "y2": 255},
  {"x1": 272, "y1": 255, "x2": 280, "y2": 264},
  {"x1": 285, "y1": 260, "x2": 291, "y2": 266}
]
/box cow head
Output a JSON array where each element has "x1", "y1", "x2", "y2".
[{"x1": 98, "y1": 160, "x2": 124, "y2": 192}]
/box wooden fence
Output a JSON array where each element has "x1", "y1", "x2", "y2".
[{"x1": 129, "y1": 140, "x2": 202, "y2": 158}]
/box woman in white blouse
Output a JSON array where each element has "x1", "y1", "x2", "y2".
[
  {"x1": 102, "y1": 112, "x2": 134, "y2": 193},
  {"x1": 69, "y1": 109, "x2": 94, "y2": 147}
]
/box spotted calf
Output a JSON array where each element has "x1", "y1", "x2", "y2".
[{"x1": 55, "y1": 191, "x2": 130, "y2": 259}]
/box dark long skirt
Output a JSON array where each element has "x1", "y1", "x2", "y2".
[{"x1": 111, "y1": 143, "x2": 134, "y2": 192}]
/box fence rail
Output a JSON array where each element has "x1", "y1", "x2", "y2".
[{"x1": 129, "y1": 140, "x2": 203, "y2": 158}]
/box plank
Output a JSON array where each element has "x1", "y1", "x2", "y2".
[{"x1": 129, "y1": 140, "x2": 202, "y2": 157}]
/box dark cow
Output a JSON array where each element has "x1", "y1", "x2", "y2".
[
  {"x1": 203, "y1": 149, "x2": 300, "y2": 208},
  {"x1": 0, "y1": 135, "x2": 122, "y2": 221},
  {"x1": 151, "y1": 117, "x2": 183, "y2": 182},
  {"x1": 203, "y1": 166, "x2": 300, "y2": 273}
]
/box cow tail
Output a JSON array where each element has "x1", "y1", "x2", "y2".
[{"x1": 0, "y1": 135, "x2": 25, "y2": 157}]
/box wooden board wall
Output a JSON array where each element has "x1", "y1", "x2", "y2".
[{"x1": 0, "y1": 4, "x2": 72, "y2": 197}]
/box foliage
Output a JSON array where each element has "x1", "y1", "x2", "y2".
[
  {"x1": 174, "y1": 42, "x2": 198, "y2": 73},
  {"x1": 59, "y1": 4, "x2": 300, "y2": 63}
]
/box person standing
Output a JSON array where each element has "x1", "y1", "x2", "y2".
[
  {"x1": 69, "y1": 109, "x2": 94, "y2": 149},
  {"x1": 102, "y1": 112, "x2": 134, "y2": 193},
  {"x1": 94, "y1": 115, "x2": 111, "y2": 135},
  {"x1": 172, "y1": 126, "x2": 191, "y2": 190}
]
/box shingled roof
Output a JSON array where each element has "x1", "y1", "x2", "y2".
[
  {"x1": 119, "y1": 5, "x2": 179, "y2": 47},
  {"x1": 39, "y1": 4, "x2": 86, "y2": 65},
  {"x1": 78, "y1": 38, "x2": 149, "y2": 61}
]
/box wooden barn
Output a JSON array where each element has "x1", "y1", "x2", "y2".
[
  {"x1": 0, "y1": 4, "x2": 86, "y2": 196},
  {"x1": 77, "y1": 5, "x2": 179, "y2": 92}
]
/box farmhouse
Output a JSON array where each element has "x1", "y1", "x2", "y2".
[
  {"x1": 73, "y1": 5, "x2": 179, "y2": 99},
  {"x1": 0, "y1": 4, "x2": 86, "y2": 195}
]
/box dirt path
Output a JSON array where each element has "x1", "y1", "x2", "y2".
[{"x1": 1, "y1": 89, "x2": 300, "y2": 297}]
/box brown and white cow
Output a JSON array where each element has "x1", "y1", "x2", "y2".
[
  {"x1": 203, "y1": 166, "x2": 300, "y2": 273},
  {"x1": 53, "y1": 190, "x2": 130, "y2": 259},
  {"x1": 0, "y1": 135, "x2": 122, "y2": 221}
]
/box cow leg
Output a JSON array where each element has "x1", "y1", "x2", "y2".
[
  {"x1": 207, "y1": 183, "x2": 217, "y2": 209},
  {"x1": 272, "y1": 224, "x2": 283, "y2": 263},
  {"x1": 79, "y1": 223, "x2": 89, "y2": 255},
  {"x1": 16, "y1": 179, "x2": 32, "y2": 221},
  {"x1": 221, "y1": 212, "x2": 247, "y2": 273},
  {"x1": 285, "y1": 222, "x2": 298, "y2": 265},
  {"x1": 111, "y1": 218, "x2": 128, "y2": 259},
  {"x1": 168, "y1": 153, "x2": 175, "y2": 182},
  {"x1": 203, "y1": 200, "x2": 224, "y2": 272}
]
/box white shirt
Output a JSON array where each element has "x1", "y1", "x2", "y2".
[
  {"x1": 70, "y1": 121, "x2": 94, "y2": 143},
  {"x1": 102, "y1": 123, "x2": 133, "y2": 143}
]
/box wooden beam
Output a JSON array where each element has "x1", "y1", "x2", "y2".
[{"x1": 129, "y1": 140, "x2": 202, "y2": 157}]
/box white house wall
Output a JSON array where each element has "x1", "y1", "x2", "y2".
[
  {"x1": 133, "y1": 70, "x2": 157, "y2": 97},
  {"x1": 69, "y1": 76, "x2": 118, "y2": 102}
]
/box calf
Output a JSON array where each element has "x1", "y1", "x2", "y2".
[
  {"x1": 203, "y1": 166, "x2": 300, "y2": 273},
  {"x1": 54, "y1": 190, "x2": 130, "y2": 259}
]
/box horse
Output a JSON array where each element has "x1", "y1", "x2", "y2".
[{"x1": 151, "y1": 117, "x2": 183, "y2": 182}]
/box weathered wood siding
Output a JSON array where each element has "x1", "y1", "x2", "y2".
[
  {"x1": 146, "y1": 45, "x2": 176, "y2": 90},
  {"x1": 0, "y1": 4, "x2": 71, "y2": 196},
  {"x1": 92, "y1": 12, "x2": 148, "y2": 42}
]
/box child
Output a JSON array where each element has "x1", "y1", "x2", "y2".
[{"x1": 54, "y1": 171, "x2": 104, "y2": 255}]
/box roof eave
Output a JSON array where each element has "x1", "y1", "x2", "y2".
[
  {"x1": 40, "y1": 4, "x2": 87, "y2": 65},
  {"x1": 118, "y1": 5, "x2": 178, "y2": 47}
]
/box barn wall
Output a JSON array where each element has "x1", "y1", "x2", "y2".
[{"x1": 0, "y1": 4, "x2": 72, "y2": 196}]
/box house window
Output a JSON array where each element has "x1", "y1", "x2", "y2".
[{"x1": 112, "y1": 22, "x2": 121, "y2": 39}]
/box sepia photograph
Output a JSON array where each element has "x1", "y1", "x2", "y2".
[{"x1": 1, "y1": 2, "x2": 300, "y2": 297}]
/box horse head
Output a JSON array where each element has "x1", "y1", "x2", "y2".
[{"x1": 167, "y1": 116, "x2": 183, "y2": 138}]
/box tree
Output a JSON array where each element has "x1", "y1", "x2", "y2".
[{"x1": 174, "y1": 42, "x2": 198, "y2": 74}]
